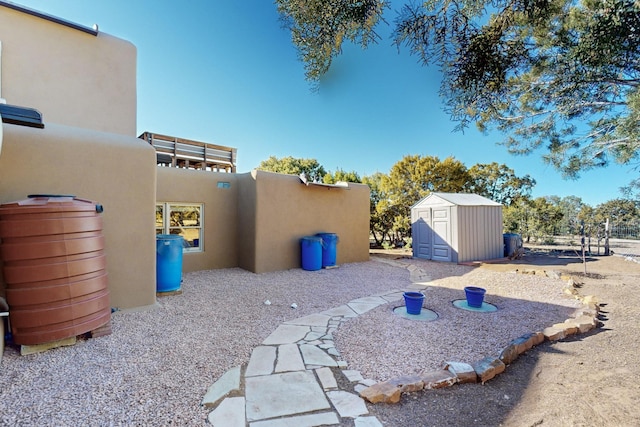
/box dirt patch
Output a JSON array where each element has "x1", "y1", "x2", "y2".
[{"x1": 365, "y1": 249, "x2": 640, "y2": 427}]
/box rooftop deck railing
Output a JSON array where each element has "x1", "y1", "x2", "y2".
[{"x1": 139, "y1": 132, "x2": 237, "y2": 173}]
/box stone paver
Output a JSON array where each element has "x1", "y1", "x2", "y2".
[
  {"x1": 355, "y1": 416, "x2": 385, "y2": 427},
  {"x1": 203, "y1": 280, "x2": 435, "y2": 427},
  {"x1": 202, "y1": 365, "x2": 241, "y2": 407},
  {"x1": 207, "y1": 396, "x2": 245, "y2": 427},
  {"x1": 245, "y1": 371, "x2": 331, "y2": 421},
  {"x1": 300, "y1": 344, "x2": 338, "y2": 367},
  {"x1": 275, "y1": 344, "x2": 305, "y2": 373},
  {"x1": 315, "y1": 367, "x2": 337, "y2": 390},
  {"x1": 246, "y1": 346, "x2": 276, "y2": 377},
  {"x1": 249, "y1": 411, "x2": 339, "y2": 427},
  {"x1": 263, "y1": 324, "x2": 310, "y2": 345},
  {"x1": 205, "y1": 260, "x2": 599, "y2": 427},
  {"x1": 326, "y1": 390, "x2": 369, "y2": 418},
  {"x1": 284, "y1": 313, "x2": 332, "y2": 327},
  {"x1": 347, "y1": 302, "x2": 382, "y2": 315}
]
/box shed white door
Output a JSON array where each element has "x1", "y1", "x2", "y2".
[
  {"x1": 414, "y1": 208, "x2": 432, "y2": 259},
  {"x1": 413, "y1": 207, "x2": 452, "y2": 262},
  {"x1": 431, "y1": 207, "x2": 452, "y2": 261}
]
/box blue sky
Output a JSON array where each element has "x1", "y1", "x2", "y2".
[{"x1": 14, "y1": 0, "x2": 638, "y2": 206}]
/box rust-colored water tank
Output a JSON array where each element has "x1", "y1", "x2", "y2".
[{"x1": 0, "y1": 195, "x2": 110, "y2": 345}]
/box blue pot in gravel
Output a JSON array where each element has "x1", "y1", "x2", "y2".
[
  {"x1": 464, "y1": 286, "x2": 486, "y2": 308},
  {"x1": 403, "y1": 291, "x2": 425, "y2": 315}
]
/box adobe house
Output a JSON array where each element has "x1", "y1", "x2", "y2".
[{"x1": 0, "y1": 3, "x2": 369, "y2": 312}]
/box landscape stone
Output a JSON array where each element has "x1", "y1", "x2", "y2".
[
  {"x1": 499, "y1": 344, "x2": 519, "y2": 365},
  {"x1": 421, "y1": 370, "x2": 458, "y2": 389},
  {"x1": 532, "y1": 331, "x2": 545, "y2": 345},
  {"x1": 387, "y1": 375, "x2": 424, "y2": 393},
  {"x1": 564, "y1": 286, "x2": 579, "y2": 296},
  {"x1": 445, "y1": 361, "x2": 477, "y2": 384},
  {"x1": 582, "y1": 295, "x2": 600, "y2": 307},
  {"x1": 554, "y1": 321, "x2": 578, "y2": 336},
  {"x1": 473, "y1": 357, "x2": 506, "y2": 384},
  {"x1": 546, "y1": 270, "x2": 561, "y2": 279},
  {"x1": 359, "y1": 382, "x2": 402, "y2": 404},
  {"x1": 512, "y1": 333, "x2": 537, "y2": 354},
  {"x1": 543, "y1": 326, "x2": 566, "y2": 341},
  {"x1": 568, "y1": 315, "x2": 597, "y2": 333}
]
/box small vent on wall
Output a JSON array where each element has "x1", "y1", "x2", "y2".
[{"x1": 0, "y1": 104, "x2": 44, "y2": 128}]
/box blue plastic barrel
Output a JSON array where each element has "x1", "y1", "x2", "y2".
[
  {"x1": 156, "y1": 234, "x2": 184, "y2": 292},
  {"x1": 503, "y1": 233, "x2": 522, "y2": 257},
  {"x1": 300, "y1": 236, "x2": 323, "y2": 271},
  {"x1": 316, "y1": 233, "x2": 338, "y2": 267}
]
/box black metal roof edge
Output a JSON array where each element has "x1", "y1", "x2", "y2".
[
  {"x1": 0, "y1": 103, "x2": 45, "y2": 129},
  {"x1": 0, "y1": 1, "x2": 98, "y2": 36}
]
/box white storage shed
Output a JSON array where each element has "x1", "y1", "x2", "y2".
[{"x1": 411, "y1": 193, "x2": 503, "y2": 263}]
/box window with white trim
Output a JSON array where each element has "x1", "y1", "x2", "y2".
[{"x1": 156, "y1": 203, "x2": 203, "y2": 253}]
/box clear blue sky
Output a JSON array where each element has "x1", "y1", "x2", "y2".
[{"x1": 14, "y1": 0, "x2": 637, "y2": 206}]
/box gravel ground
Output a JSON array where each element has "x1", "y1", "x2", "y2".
[
  {"x1": 0, "y1": 258, "x2": 581, "y2": 426},
  {"x1": 334, "y1": 260, "x2": 581, "y2": 381}
]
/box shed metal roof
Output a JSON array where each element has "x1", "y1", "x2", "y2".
[{"x1": 412, "y1": 192, "x2": 502, "y2": 208}]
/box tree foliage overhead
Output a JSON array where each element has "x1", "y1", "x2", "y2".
[
  {"x1": 275, "y1": 0, "x2": 388, "y2": 82},
  {"x1": 257, "y1": 155, "x2": 327, "y2": 182},
  {"x1": 277, "y1": 0, "x2": 640, "y2": 177}
]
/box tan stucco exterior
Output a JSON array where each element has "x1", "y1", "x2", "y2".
[
  {"x1": 156, "y1": 168, "x2": 240, "y2": 272},
  {"x1": 0, "y1": 7, "x2": 137, "y2": 135},
  {"x1": 249, "y1": 170, "x2": 370, "y2": 273},
  {"x1": 157, "y1": 169, "x2": 370, "y2": 274},
  {"x1": 0, "y1": 4, "x2": 371, "y2": 311},
  {"x1": 0, "y1": 123, "x2": 157, "y2": 309}
]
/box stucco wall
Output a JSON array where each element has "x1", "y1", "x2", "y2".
[
  {"x1": 251, "y1": 170, "x2": 370, "y2": 273},
  {"x1": 0, "y1": 7, "x2": 137, "y2": 136},
  {"x1": 236, "y1": 172, "x2": 258, "y2": 272},
  {"x1": 156, "y1": 168, "x2": 240, "y2": 272},
  {"x1": 0, "y1": 123, "x2": 156, "y2": 309},
  {"x1": 156, "y1": 169, "x2": 370, "y2": 274}
]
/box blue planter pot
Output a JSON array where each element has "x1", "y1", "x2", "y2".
[
  {"x1": 403, "y1": 291, "x2": 425, "y2": 315},
  {"x1": 464, "y1": 286, "x2": 486, "y2": 308}
]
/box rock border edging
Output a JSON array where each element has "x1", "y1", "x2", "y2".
[{"x1": 359, "y1": 264, "x2": 601, "y2": 404}]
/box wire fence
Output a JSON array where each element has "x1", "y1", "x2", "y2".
[{"x1": 609, "y1": 223, "x2": 640, "y2": 240}]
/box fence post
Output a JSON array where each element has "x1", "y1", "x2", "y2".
[{"x1": 604, "y1": 218, "x2": 610, "y2": 256}]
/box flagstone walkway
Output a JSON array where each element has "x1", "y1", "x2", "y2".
[{"x1": 202, "y1": 287, "x2": 409, "y2": 426}]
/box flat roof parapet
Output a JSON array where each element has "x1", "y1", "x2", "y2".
[{"x1": 0, "y1": 1, "x2": 98, "y2": 35}]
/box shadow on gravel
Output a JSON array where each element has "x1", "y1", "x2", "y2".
[{"x1": 367, "y1": 326, "x2": 606, "y2": 427}]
